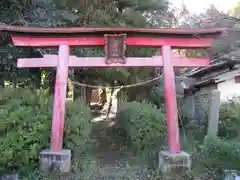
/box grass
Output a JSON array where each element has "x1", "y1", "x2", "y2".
[
  {"x1": 12, "y1": 118, "x2": 229, "y2": 180},
  {"x1": 19, "y1": 130, "x2": 213, "y2": 180}
]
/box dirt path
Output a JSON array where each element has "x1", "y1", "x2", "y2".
[
  {"x1": 89, "y1": 99, "x2": 148, "y2": 179},
  {"x1": 90, "y1": 123, "x2": 148, "y2": 179}
]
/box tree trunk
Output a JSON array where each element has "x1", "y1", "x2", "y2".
[
  {"x1": 86, "y1": 87, "x2": 92, "y2": 106},
  {"x1": 72, "y1": 69, "x2": 89, "y2": 105},
  {"x1": 29, "y1": 49, "x2": 42, "y2": 89},
  {"x1": 117, "y1": 90, "x2": 124, "y2": 112},
  {"x1": 0, "y1": 73, "x2": 4, "y2": 88},
  {"x1": 48, "y1": 69, "x2": 56, "y2": 94}
]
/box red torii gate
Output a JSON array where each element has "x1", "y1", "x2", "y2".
[{"x1": 0, "y1": 25, "x2": 225, "y2": 172}]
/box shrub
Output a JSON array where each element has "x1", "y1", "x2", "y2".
[
  {"x1": 184, "y1": 96, "x2": 240, "y2": 141},
  {"x1": 64, "y1": 99, "x2": 93, "y2": 154},
  {"x1": 116, "y1": 101, "x2": 167, "y2": 153},
  {"x1": 185, "y1": 121, "x2": 208, "y2": 142},
  {"x1": 218, "y1": 97, "x2": 240, "y2": 139},
  {"x1": 0, "y1": 88, "x2": 92, "y2": 170},
  {"x1": 201, "y1": 136, "x2": 240, "y2": 172}
]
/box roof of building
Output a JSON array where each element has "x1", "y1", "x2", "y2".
[{"x1": 186, "y1": 60, "x2": 238, "y2": 77}]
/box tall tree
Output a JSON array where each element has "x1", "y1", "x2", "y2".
[{"x1": 229, "y1": 1, "x2": 240, "y2": 18}]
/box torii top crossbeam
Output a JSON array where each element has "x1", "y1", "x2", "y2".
[{"x1": 0, "y1": 25, "x2": 225, "y2": 48}]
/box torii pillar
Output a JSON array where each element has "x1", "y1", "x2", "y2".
[{"x1": 40, "y1": 45, "x2": 72, "y2": 173}]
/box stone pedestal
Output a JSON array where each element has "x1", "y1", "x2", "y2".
[
  {"x1": 39, "y1": 149, "x2": 71, "y2": 173},
  {"x1": 158, "y1": 151, "x2": 191, "y2": 174},
  {"x1": 0, "y1": 174, "x2": 19, "y2": 180}
]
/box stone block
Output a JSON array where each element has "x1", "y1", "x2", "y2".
[
  {"x1": 39, "y1": 149, "x2": 71, "y2": 173},
  {"x1": 158, "y1": 151, "x2": 191, "y2": 174},
  {"x1": 207, "y1": 90, "x2": 221, "y2": 138},
  {"x1": 0, "y1": 174, "x2": 18, "y2": 180}
]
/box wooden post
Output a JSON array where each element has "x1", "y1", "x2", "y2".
[
  {"x1": 161, "y1": 45, "x2": 180, "y2": 153},
  {"x1": 184, "y1": 91, "x2": 197, "y2": 122},
  {"x1": 86, "y1": 87, "x2": 92, "y2": 106},
  {"x1": 50, "y1": 45, "x2": 70, "y2": 152},
  {"x1": 74, "y1": 83, "x2": 87, "y2": 104},
  {"x1": 80, "y1": 86, "x2": 87, "y2": 105},
  {"x1": 207, "y1": 90, "x2": 221, "y2": 138},
  {"x1": 117, "y1": 90, "x2": 124, "y2": 112}
]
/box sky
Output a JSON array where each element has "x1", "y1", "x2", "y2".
[{"x1": 170, "y1": 0, "x2": 239, "y2": 14}]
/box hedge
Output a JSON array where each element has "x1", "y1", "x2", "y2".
[
  {"x1": 218, "y1": 98, "x2": 240, "y2": 139},
  {"x1": 116, "y1": 101, "x2": 167, "y2": 153},
  {"x1": 201, "y1": 136, "x2": 240, "y2": 172},
  {"x1": 184, "y1": 96, "x2": 240, "y2": 141},
  {"x1": 0, "y1": 88, "x2": 92, "y2": 170}
]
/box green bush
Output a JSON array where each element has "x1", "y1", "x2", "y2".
[
  {"x1": 64, "y1": 99, "x2": 92, "y2": 154},
  {"x1": 0, "y1": 88, "x2": 92, "y2": 170},
  {"x1": 185, "y1": 121, "x2": 208, "y2": 142},
  {"x1": 218, "y1": 98, "x2": 240, "y2": 139},
  {"x1": 202, "y1": 137, "x2": 240, "y2": 172},
  {"x1": 184, "y1": 96, "x2": 240, "y2": 141},
  {"x1": 116, "y1": 101, "x2": 167, "y2": 153}
]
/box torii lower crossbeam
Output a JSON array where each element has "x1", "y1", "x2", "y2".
[{"x1": 18, "y1": 55, "x2": 209, "y2": 68}]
